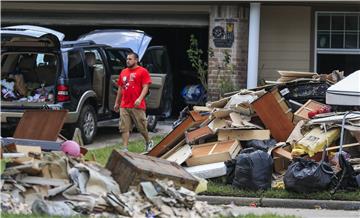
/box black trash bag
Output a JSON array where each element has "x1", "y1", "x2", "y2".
[
  {"x1": 331, "y1": 154, "x2": 359, "y2": 194},
  {"x1": 224, "y1": 159, "x2": 237, "y2": 185},
  {"x1": 246, "y1": 139, "x2": 277, "y2": 151},
  {"x1": 284, "y1": 158, "x2": 334, "y2": 193},
  {"x1": 232, "y1": 148, "x2": 273, "y2": 191}
]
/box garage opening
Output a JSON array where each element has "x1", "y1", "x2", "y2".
[{"x1": 49, "y1": 25, "x2": 209, "y2": 117}]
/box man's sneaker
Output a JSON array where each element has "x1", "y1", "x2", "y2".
[{"x1": 145, "y1": 140, "x2": 154, "y2": 151}]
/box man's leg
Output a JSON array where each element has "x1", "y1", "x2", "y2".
[
  {"x1": 119, "y1": 108, "x2": 132, "y2": 149},
  {"x1": 131, "y1": 109, "x2": 152, "y2": 149}
]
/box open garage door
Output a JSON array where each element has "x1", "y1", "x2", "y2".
[{"x1": 1, "y1": 2, "x2": 210, "y2": 27}]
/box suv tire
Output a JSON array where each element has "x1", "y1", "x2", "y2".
[
  {"x1": 78, "y1": 104, "x2": 97, "y2": 144},
  {"x1": 147, "y1": 115, "x2": 158, "y2": 132}
]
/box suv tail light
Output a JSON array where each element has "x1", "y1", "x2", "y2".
[{"x1": 57, "y1": 84, "x2": 70, "y2": 102}]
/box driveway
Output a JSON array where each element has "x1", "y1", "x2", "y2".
[{"x1": 87, "y1": 120, "x2": 174, "y2": 149}]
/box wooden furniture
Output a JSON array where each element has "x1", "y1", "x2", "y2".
[
  {"x1": 252, "y1": 92, "x2": 294, "y2": 142},
  {"x1": 148, "y1": 111, "x2": 208, "y2": 157},
  {"x1": 186, "y1": 140, "x2": 241, "y2": 166}
]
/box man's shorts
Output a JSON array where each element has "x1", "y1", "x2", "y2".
[{"x1": 119, "y1": 108, "x2": 148, "y2": 133}]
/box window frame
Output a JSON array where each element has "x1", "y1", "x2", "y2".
[{"x1": 314, "y1": 11, "x2": 360, "y2": 72}]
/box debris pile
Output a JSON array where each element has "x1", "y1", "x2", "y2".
[{"x1": 146, "y1": 70, "x2": 360, "y2": 193}]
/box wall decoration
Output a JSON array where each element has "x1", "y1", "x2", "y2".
[{"x1": 212, "y1": 19, "x2": 236, "y2": 48}]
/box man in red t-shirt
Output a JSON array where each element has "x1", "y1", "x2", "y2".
[{"x1": 114, "y1": 52, "x2": 153, "y2": 151}]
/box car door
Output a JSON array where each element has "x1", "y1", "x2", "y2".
[
  {"x1": 142, "y1": 46, "x2": 173, "y2": 117},
  {"x1": 104, "y1": 48, "x2": 130, "y2": 111}
]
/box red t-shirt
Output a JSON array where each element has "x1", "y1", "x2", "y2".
[{"x1": 117, "y1": 66, "x2": 152, "y2": 110}]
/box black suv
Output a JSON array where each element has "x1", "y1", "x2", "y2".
[{"x1": 1, "y1": 26, "x2": 173, "y2": 144}]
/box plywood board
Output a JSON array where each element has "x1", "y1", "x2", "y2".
[
  {"x1": 252, "y1": 92, "x2": 294, "y2": 142},
  {"x1": 160, "y1": 139, "x2": 186, "y2": 159},
  {"x1": 186, "y1": 140, "x2": 241, "y2": 166},
  {"x1": 13, "y1": 110, "x2": 68, "y2": 141},
  {"x1": 165, "y1": 144, "x2": 192, "y2": 165},
  {"x1": 217, "y1": 129, "x2": 270, "y2": 141}
]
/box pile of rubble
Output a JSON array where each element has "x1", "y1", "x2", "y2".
[{"x1": 0, "y1": 149, "x2": 242, "y2": 217}]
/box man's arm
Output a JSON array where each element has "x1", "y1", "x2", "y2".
[
  {"x1": 114, "y1": 87, "x2": 122, "y2": 112},
  {"x1": 134, "y1": 84, "x2": 149, "y2": 107}
]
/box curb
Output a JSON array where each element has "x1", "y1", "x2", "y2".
[{"x1": 196, "y1": 195, "x2": 360, "y2": 210}]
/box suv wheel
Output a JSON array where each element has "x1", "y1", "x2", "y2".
[
  {"x1": 147, "y1": 115, "x2": 158, "y2": 132},
  {"x1": 78, "y1": 104, "x2": 97, "y2": 144}
]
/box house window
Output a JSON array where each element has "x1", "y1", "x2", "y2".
[{"x1": 315, "y1": 12, "x2": 360, "y2": 75}]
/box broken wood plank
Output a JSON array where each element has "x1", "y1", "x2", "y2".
[
  {"x1": 272, "y1": 147, "x2": 293, "y2": 160},
  {"x1": 252, "y1": 92, "x2": 294, "y2": 142},
  {"x1": 294, "y1": 99, "x2": 327, "y2": 123},
  {"x1": 106, "y1": 150, "x2": 199, "y2": 192},
  {"x1": 186, "y1": 140, "x2": 241, "y2": 166},
  {"x1": 148, "y1": 111, "x2": 208, "y2": 157},
  {"x1": 1, "y1": 138, "x2": 62, "y2": 151},
  {"x1": 217, "y1": 129, "x2": 270, "y2": 141},
  {"x1": 14, "y1": 110, "x2": 68, "y2": 141},
  {"x1": 193, "y1": 106, "x2": 212, "y2": 112},
  {"x1": 207, "y1": 118, "x2": 227, "y2": 132},
  {"x1": 18, "y1": 176, "x2": 69, "y2": 186},
  {"x1": 185, "y1": 126, "x2": 214, "y2": 144},
  {"x1": 326, "y1": 142, "x2": 360, "y2": 151}
]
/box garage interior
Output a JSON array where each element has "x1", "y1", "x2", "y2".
[
  {"x1": 50, "y1": 25, "x2": 209, "y2": 117},
  {"x1": 1, "y1": 2, "x2": 211, "y2": 117}
]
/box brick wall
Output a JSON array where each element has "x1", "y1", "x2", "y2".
[{"x1": 207, "y1": 5, "x2": 249, "y2": 101}]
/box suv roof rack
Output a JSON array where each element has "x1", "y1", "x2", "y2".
[{"x1": 61, "y1": 40, "x2": 96, "y2": 48}]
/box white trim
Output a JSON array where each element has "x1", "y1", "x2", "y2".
[{"x1": 317, "y1": 49, "x2": 360, "y2": 54}]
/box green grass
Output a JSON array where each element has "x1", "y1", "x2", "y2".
[
  {"x1": 204, "y1": 180, "x2": 360, "y2": 201},
  {"x1": 84, "y1": 135, "x2": 164, "y2": 165}
]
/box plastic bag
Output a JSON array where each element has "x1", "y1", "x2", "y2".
[
  {"x1": 232, "y1": 148, "x2": 273, "y2": 191},
  {"x1": 181, "y1": 84, "x2": 206, "y2": 104},
  {"x1": 284, "y1": 158, "x2": 334, "y2": 193},
  {"x1": 246, "y1": 139, "x2": 277, "y2": 151}
]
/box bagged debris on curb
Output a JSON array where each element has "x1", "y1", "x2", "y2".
[
  {"x1": 232, "y1": 148, "x2": 273, "y2": 191},
  {"x1": 284, "y1": 158, "x2": 334, "y2": 193}
]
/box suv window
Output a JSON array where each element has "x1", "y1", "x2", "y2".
[
  {"x1": 68, "y1": 50, "x2": 85, "y2": 78},
  {"x1": 106, "y1": 49, "x2": 128, "y2": 75}
]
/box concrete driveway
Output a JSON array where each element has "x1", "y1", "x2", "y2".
[{"x1": 87, "y1": 120, "x2": 173, "y2": 149}]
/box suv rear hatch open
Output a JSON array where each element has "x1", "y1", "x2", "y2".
[{"x1": 1, "y1": 25, "x2": 63, "y2": 110}]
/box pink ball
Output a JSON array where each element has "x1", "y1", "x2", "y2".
[{"x1": 61, "y1": 140, "x2": 81, "y2": 157}]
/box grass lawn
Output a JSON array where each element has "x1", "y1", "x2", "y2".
[
  {"x1": 205, "y1": 180, "x2": 360, "y2": 201},
  {"x1": 84, "y1": 135, "x2": 164, "y2": 165}
]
